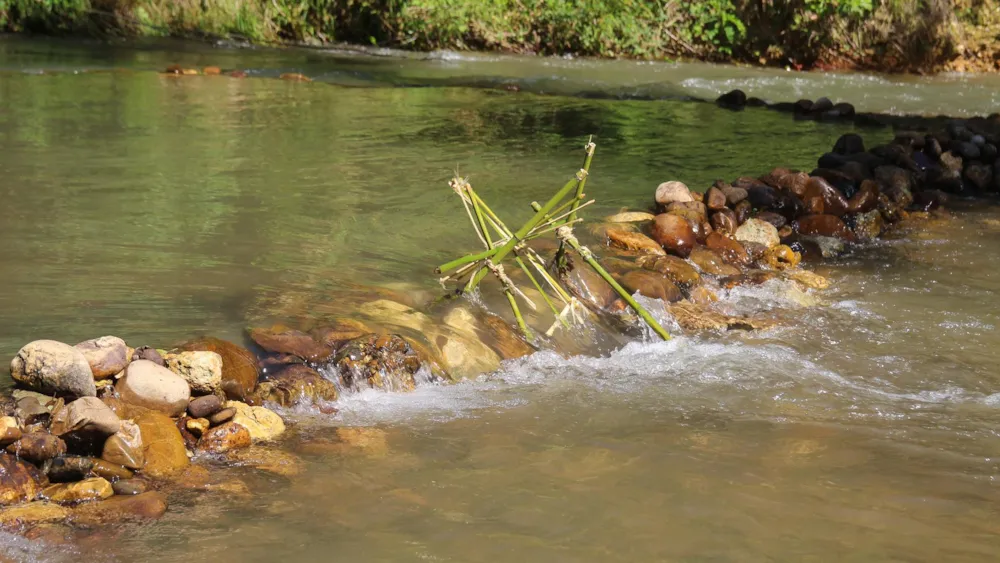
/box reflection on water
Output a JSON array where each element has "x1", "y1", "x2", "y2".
[{"x1": 0, "y1": 38, "x2": 999, "y2": 562}]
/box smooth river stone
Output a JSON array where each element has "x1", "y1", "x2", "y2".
[
  {"x1": 710, "y1": 209, "x2": 737, "y2": 236},
  {"x1": 705, "y1": 233, "x2": 750, "y2": 266},
  {"x1": 74, "y1": 336, "x2": 129, "y2": 379},
  {"x1": 10, "y1": 340, "x2": 96, "y2": 398},
  {"x1": 794, "y1": 214, "x2": 857, "y2": 242},
  {"x1": 605, "y1": 228, "x2": 665, "y2": 256},
  {"x1": 704, "y1": 186, "x2": 728, "y2": 211},
  {"x1": 651, "y1": 214, "x2": 696, "y2": 258},
  {"x1": 848, "y1": 179, "x2": 880, "y2": 214},
  {"x1": 654, "y1": 181, "x2": 693, "y2": 206},
  {"x1": 803, "y1": 177, "x2": 849, "y2": 216},
  {"x1": 179, "y1": 337, "x2": 259, "y2": 398},
  {"x1": 635, "y1": 254, "x2": 701, "y2": 288},
  {"x1": 617, "y1": 270, "x2": 683, "y2": 303},
  {"x1": 116, "y1": 360, "x2": 191, "y2": 417}
]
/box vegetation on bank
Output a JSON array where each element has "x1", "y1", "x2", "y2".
[{"x1": 1, "y1": 0, "x2": 998, "y2": 72}]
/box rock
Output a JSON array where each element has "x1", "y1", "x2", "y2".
[
  {"x1": 704, "y1": 186, "x2": 727, "y2": 211},
  {"x1": 689, "y1": 247, "x2": 741, "y2": 277},
  {"x1": 803, "y1": 177, "x2": 849, "y2": 216},
  {"x1": 10, "y1": 340, "x2": 96, "y2": 398},
  {"x1": 74, "y1": 336, "x2": 128, "y2": 379},
  {"x1": 755, "y1": 211, "x2": 787, "y2": 230},
  {"x1": 794, "y1": 215, "x2": 856, "y2": 242},
  {"x1": 833, "y1": 133, "x2": 865, "y2": 155},
  {"x1": 7, "y1": 433, "x2": 66, "y2": 464},
  {"x1": 721, "y1": 185, "x2": 748, "y2": 205},
  {"x1": 334, "y1": 334, "x2": 423, "y2": 392},
  {"x1": 913, "y1": 190, "x2": 946, "y2": 211},
  {"x1": 765, "y1": 245, "x2": 801, "y2": 270},
  {"x1": 279, "y1": 72, "x2": 311, "y2": 82},
  {"x1": 875, "y1": 165, "x2": 913, "y2": 196},
  {"x1": 14, "y1": 392, "x2": 53, "y2": 424},
  {"x1": 732, "y1": 200, "x2": 751, "y2": 225},
  {"x1": 787, "y1": 270, "x2": 830, "y2": 290},
  {"x1": 666, "y1": 201, "x2": 708, "y2": 221},
  {"x1": 667, "y1": 302, "x2": 771, "y2": 332},
  {"x1": 735, "y1": 218, "x2": 780, "y2": 249},
  {"x1": 116, "y1": 360, "x2": 191, "y2": 417},
  {"x1": 226, "y1": 401, "x2": 285, "y2": 442},
  {"x1": 163, "y1": 351, "x2": 223, "y2": 394},
  {"x1": 562, "y1": 265, "x2": 618, "y2": 310},
  {"x1": 710, "y1": 209, "x2": 738, "y2": 236},
  {"x1": 41, "y1": 477, "x2": 113, "y2": 504},
  {"x1": 803, "y1": 235, "x2": 847, "y2": 258},
  {"x1": 0, "y1": 418, "x2": 21, "y2": 448},
  {"x1": 848, "y1": 179, "x2": 880, "y2": 214},
  {"x1": 207, "y1": 408, "x2": 235, "y2": 426},
  {"x1": 132, "y1": 410, "x2": 188, "y2": 479},
  {"x1": 605, "y1": 228, "x2": 665, "y2": 256},
  {"x1": 225, "y1": 446, "x2": 303, "y2": 477},
  {"x1": 256, "y1": 364, "x2": 338, "y2": 407},
  {"x1": 688, "y1": 286, "x2": 718, "y2": 305},
  {"x1": 716, "y1": 89, "x2": 747, "y2": 108},
  {"x1": 112, "y1": 479, "x2": 147, "y2": 496},
  {"x1": 249, "y1": 325, "x2": 333, "y2": 362},
  {"x1": 706, "y1": 232, "x2": 750, "y2": 266},
  {"x1": 605, "y1": 211, "x2": 656, "y2": 223},
  {"x1": 49, "y1": 397, "x2": 121, "y2": 445},
  {"x1": 668, "y1": 208, "x2": 712, "y2": 243},
  {"x1": 42, "y1": 456, "x2": 93, "y2": 482},
  {"x1": 90, "y1": 459, "x2": 132, "y2": 482},
  {"x1": 197, "y1": 422, "x2": 251, "y2": 453},
  {"x1": 0, "y1": 454, "x2": 46, "y2": 506},
  {"x1": 174, "y1": 417, "x2": 198, "y2": 451},
  {"x1": 335, "y1": 427, "x2": 389, "y2": 457},
  {"x1": 617, "y1": 270, "x2": 683, "y2": 303},
  {"x1": 481, "y1": 315, "x2": 535, "y2": 360},
  {"x1": 850, "y1": 209, "x2": 884, "y2": 241},
  {"x1": 0, "y1": 501, "x2": 69, "y2": 528},
  {"x1": 131, "y1": 346, "x2": 165, "y2": 366},
  {"x1": 651, "y1": 214, "x2": 696, "y2": 258},
  {"x1": 187, "y1": 395, "x2": 222, "y2": 419},
  {"x1": 101, "y1": 420, "x2": 144, "y2": 470},
  {"x1": 310, "y1": 320, "x2": 372, "y2": 351},
  {"x1": 178, "y1": 337, "x2": 258, "y2": 399},
  {"x1": 635, "y1": 255, "x2": 701, "y2": 288},
  {"x1": 965, "y1": 163, "x2": 993, "y2": 190},
  {"x1": 71, "y1": 491, "x2": 167, "y2": 526},
  {"x1": 654, "y1": 181, "x2": 693, "y2": 207},
  {"x1": 186, "y1": 418, "x2": 210, "y2": 437}
]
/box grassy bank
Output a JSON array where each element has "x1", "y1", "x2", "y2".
[{"x1": 1, "y1": 0, "x2": 998, "y2": 72}]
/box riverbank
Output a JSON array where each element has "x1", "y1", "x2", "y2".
[{"x1": 2, "y1": 0, "x2": 999, "y2": 73}]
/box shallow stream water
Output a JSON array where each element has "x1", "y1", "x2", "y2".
[{"x1": 0, "y1": 37, "x2": 999, "y2": 562}]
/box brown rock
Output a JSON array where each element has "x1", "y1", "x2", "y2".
[
  {"x1": 207, "y1": 408, "x2": 236, "y2": 426},
  {"x1": 90, "y1": 459, "x2": 132, "y2": 482},
  {"x1": 133, "y1": 411, "x2": 188, "y2": 479},
  {"x1": 654, "y1": 181, "x2": 693, "y2": 206},
  {"x1": 6, "y1": 433, "x2": 66, "y2": 464},
  {"x1": 226, "y1": 446, "x2": 303, "y2": 477},
  {"x1": 186, "y1": 418, "x2": 210, "y2": 437},
  {"x1": 41, "y1": 477, "x2": 113, "y2": 504},
  {"x1": 49, "y1": 396, "x2": 121, "y2": 445},
  {"x1": 765, "y1": 245, "x2": 802, "y2": 270},
  {"x1": 635, "y1": 255, "x2": 701, "y2": 288},
  {"x1": 131, "y1": 346, "x2": 165, "y2": 366},
  {"x1": 794, "y1": 215, "x2": 857, "y2": 242},
  {"x1": 705, "y1": 233, "x2": 750, "y2": 266},
  {"x1": 734, "y1": 200, "x2": 752, "y2": 224},
  {"x1": 0, "y1": 501, "x2": 69, "y2": 528},
  {"x1": 249, "y1": 325, "x2": 333, "y2": 362},
  {"x1": 71, "y1": 491, "x2": 167, "y2": 526},
  {"x1": 848, "y1": 179, "x2": 880, "y2": 213},
  {"x1": 256, "y1": 364, "x2": 339, "y2": 406},
  {"x1": 755, "y1": 211, "x2": 787, "y2": 230},
  {"x1": 481, "y1": 315, "x2": 535, "y2": 360},
  {"x1": 787, "y1": 270, "x2": 830, "y2": 290},
  {"x1": 688, "y1": 286, "x2": 718, "y2": 305},
  {"x1": 710, "y1": 209, "x2": 738, "y2": 235},
  {"x1": 179, "y1": 337, "x2": 259, "y2": 399},
  {"x1": 667, "y1": 302, "x2": 771, "y2": 332},
  {"x1": 0, "y1": 454, "x2": 45, "y2": 506},
  {"x1": 197, "y1": 422, "x2": 251, "y2": 453},
  {"x1": 187, "y1": 395, "x2": 222, "y2": 419},
  {"x1": 704, "y1": 186, "x2": 727, "y2": 211},
  {"x1": 666, "y1": 201, "x2": 708, "y2": 221},
  {"x1": 0, "y1": 418, "x2": 21, "y2": 448},
  {"x1": 226, "y1": 402, "x2": 285, "y2": 442},
  {"x1": 279, "y1": 73, "x2": 311, "y2": 82},
  {"x1": 777, "y1": 172, "x2": 810, "y2": 197},
  {"x1": 650, "y1": 214, "x2": 696, "y2": 258},
  {"x1": 74, "y1": 336, "x2": 129, "y2": 379},
  {"x1": 804, "y1": 195, "x2": 824, "y2": 215},
  {"x1": 689, "y1": 247, "x2": 741, "y2": 277},
  {"x1": 310, "y1": 319, "x2": 372, "y2": 350},
  {"x1": 721, "y1": 185, "x2": 748, "y2": 206},
  {"x1": 605, "y1": 228, "x2": 665, "y2": 256},
  {"x1": 112, "y1": 478, "x2": 147, "y2": 495},
  {"x1": 803, "y1": 177, "x2": 849, "y2": 217},
  {"x1": 175, "y1": 417, "x2": 199, "y2": 450},
  {"x1": 101, "y1": 420, "x2": 144, "y2": 470},
  {"x1": 334, "y1": 334, "x2": 422, "y2": 392},
  {"x1": 203, "y1": 66, "x2": 221, "y2": 75},
  {"x1": 617, "y1": 270, "x2": 683, "y2": 303}
]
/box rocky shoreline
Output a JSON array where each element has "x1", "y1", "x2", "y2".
[{"x1": 0, "y1": 81, "x2": 994, "y2": 545}]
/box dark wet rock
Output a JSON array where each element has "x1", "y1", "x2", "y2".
[
  {"x1": 10, "y1": 340, "x2": 96, "y2": 398},
  {"x1": 810, "y1": 97, "x2": 833, "y2": 113},
  {"x1": 116, "y1": 360, "x2": 190, "y2": 417},
  {"x1": 759, "y1": 167, "x2": 793, "y2": 188},
  {"x1": 716, "y1": 89, "x2": 747, "y2": 108},
  {"x1": 809, "y1": 168, "x2": 858, "y2": 197},
  {"x1": 705, "y1": 233, "x2": 750, "y2": 266},
  {"x1": 101, "y1": 420, "x2": 144, "y2": 470},
  {"x1": 651, "y1": 214, "x2": 696, "y2": 258},
  {"x1": 803, "y1": 177, "x2": 849, "y2": 217},
  {"x1": 837, "y1": 161, "x2": 872, "y2": 184},
  {"x1": 654, "y1": 181, "x2": 693, "y2": 207},
  {"x1": 7, "y1": 432, "x2": 66, "y2": 464},
  {"x1": 90, "y1": 459, "x2": 132, "y2": 482},
  {"x1": 72, "y1": 491, "x2": 167, "y2": 526},
  {"x1": 179, "y1": 337, "x2": 259, "y2": 398},
  {"x1": 112, "y1": 478, "x2": 148, "y2": 496},
  {"x1": 710, "y1": 209, "x2": 738, "y2": 235},
  {"x1": 745, "y1": 184, "x2": 780, "y2": 209},
  {"x1": 793, "y1": 215, "x2": 856, "y2": 242},
  {"x1": 207, "y1": 408, "x2": 236, "y2": 426},
  {"x1": 965, "y1": 163, "x2": 993, "y2": 191},
  {"x1": 187, "y1": 395, "x2": 222, "y2": 419},
  {"x1": 980, "y1": 143, "x2": 998, "y2": 164},
  {"x1": 617, "y1": 270, "x2": 683, "y2": 303},
  {"x1": 776, "y1": 171, "x2": 810, "y2": 197},
  {"x1": 720, "y1": 185, "x2": 748, "y2": 206},
  {"x1": 74, "y1": 336, "x2": 128, "y2": 379},
  {"x1": 335, "y1": 334, "x2": 422, "y2": 392},
  {"x1": 42, "y1": 455, "x2": 93, "y2": 483},
  {"x1": 913, "y1": 190, "x2": 947, "y2": 211},
  {"x1": 49, "y1": 397, "x2": 120, "y2": 454},
  {"x1": 849, "y1": 210, "x2": 885, "y2": 241},
  {"x1": 174, "y1": 417, "x2": 199, "y2": 451},
  {"x1": 754, "y1": 211, "x2": 787, "y2": 230},
  {"x1": 0, "y1": 419, "x2": 20, "y2": 448},
  {"x1": 705, "y1": 186, "x2": 727, "y2": 211},
  {"x1": 923, "y1": 135, "x2": 943, "y2": 159},
  {"x1": 940, "y1": 152, "x2": 964, "y2": 174},
  {"x1": 131, "y1": 346, "x2": 165, "y2": 366},
  {"x1": 953, "y1": 141, "x2": 981, "y2": 161},
  {"x1": 746, "y1": 97, "x2": 768, "y2": 107},
  {"x1": 668, "y1": 208, "x2": 712, "y2": 243},
  {"x1": 847, "y1": 179, "x2": 880, "y2": 214},
  {"x1": 197, "y1": 422, "x2": 251, "y2": 454},
  {"x1": 249, "y1": 325, "x2": 333, "y2": 362},
  {"x1": 605, "y1": 228, "x2": 665, "y2": 256},
  {"x1": 635, "y1": 255, "x2": 701, "y2": 288},
  {"x1": 256, "y1": 364, "x2": 339, "y2": 406},
  {"x1": 688, "y1": 247, "x2": 741, "y2": 277},
  {"x1": 793, "y1": 99, "x2": 813, "y2": 114},
  {"x1": 878, "y1": 193, "x2": 905, "y2": 223},
  {"x1": 734, "y1": 200, "x2": 752, "y2": 224},
  {"x1": 562, "y1": 262, "x2": 617, "y2": 310},
  {"x1": 0, "y1": 455, "x2": 46, "y2": 506},
  {"x1": 720, "y1": 269, "x2": 778, "y2": 288},
  {"x1": 834, "y1": 134, "x2": 865, "y2": 156},
  {"x1": 740, "y1": 241, "x2": 770, "y2": 264}
]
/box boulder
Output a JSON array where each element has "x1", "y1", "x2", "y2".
[
  {"x1": 833, "y1": 133, "x2": 865, "y2": 155},
  {"x1": 654, "y1": 181, "x2": 693, "y2": 206},
  {"x1": 132, "y1": 410, "x2": 188, "y2": 479},
  {"x1": 715, "y1": 89, "x2": 747, "y2": 108},
  {"x1": 705, "y1": 232, "x2": 750, "y2": 266},
  {"x1": 965, "y1": 163, "x2": 993, "y2": 191},
  {"x1": 617, "y1": 270, "x2": 683, "y2": 303},
  {"x1": 10, "y1": 340, "x2": 96, "y2": 398},
  {"x1": 735, "y1": 218, "x2": 780, "y2": 249},
  {"x1": 0, "y1": 501, "x2": 69, "y2": 528},
  {"x1": 249, "y1": 325, "x2": 333, "y2": 362},
  {"x1": 116, "y1": 360, "x2": 191, "y2": 417},
  {"x1": 794, "y1": 215, "x2": 857, "y2": 242},
  {"x1": 650, "y1": 214, "x2": 696, "y2": 258},
  {"x1": 635, "y1": 254, "x2": 701, "y2": 288},
  {"x1": 74, "y1": 336, "x2": 128, "y2": 379},
  {"x1": 0, "y1": 454, "x2": 46, "y2": 506},
  {"x1": 71, "y1": 491, "x2": 167, "y2": 526},
  {"x1": 197, "y1": 422, "x2": 251, "y2": 453},
  {"x1": 41, "y1": 477, "x2": 113, "y2": 504},
  {"x1": 163, "y1": 351, "x2": 222, "y2": 394},
  {"x1": 178, "y1": 337, "x2": 258, "y2": 399},
  {"x1": 226, "y1": 401, "x2": 285, "y2": 442},
  {"x1": 255, "y1": 364, "x2": 338, "y2": 406},
  {"x1": 187, "y1": 395, "x2": 223, "y2": 419},
  {"x1": 49, "y1": 397, "x2": 121, "y2": 444},
  {"x1": 6, "y1": 433, "x2": 66, "y2": 464},
  {"x1": 605, "y1": 228, "x2": 665, "y2": 256},
  {"x1": 101, "y1": 420, "x2": 144, "y2": 470},
  {"x1": 131, "y1": 346, "x2": 165, "y2": 366},
  {"x1": 334, "y1": 333, "x2": 424, "y2": 392}
]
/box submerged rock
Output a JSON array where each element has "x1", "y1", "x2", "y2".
[
  {"x1": 249, "y1": 325, "x2": 333, "y2": 362},
  {"x1": 481, "y1": 314, "x2": 535, "y2": 360},
  {"x1": 636, "y1": 254, "x2": 701, "y2": 288},
  {"x1": 10, "y1": 340, "x2": 96, "y2": 398},
  {"x1": 226, "y1": 446, "x2": 303, "y2": 477},
  {"x1": 666, "y1": 302, "x2": 772, "y2": 332},
  {"x1": 606, "y1": 228, "x2": 665, "y2": 256},
  {"x1": 116, "y1": 360, "x2": 191, "y2": 417},
  {"x1": 163, "y1": 351, "x2": 223, "y2": 395},
  {"x1": 851, "y1": 209, "x2": 885, "y2": 241},
  {"x1": 794, "y1": 215, "x2": 856, "y2": 242},
  {"x1": 787, "y1": 270, "x2": 831, "y2": 290},
  {"x1": 0, "y1": 501, "x2": 69, "y2": 528},
  {"x1": 71, "y1": 491, "x2": 167, "y2": 526},
  {"x1": 334, "y1": 333, "x2": 423, "y2": 392},
  {"x1": 617, "y1": 270, "x2": 683, "y2": 303},
  {"x1": 74, "y1": 336, "x2": 128, "y2": 379},
  {"x1": 256, "y1": 364, "x2": 339, "y2": 406},
  {"x1": 605, "y1": 211, "x2": 656, "y2": 223}
]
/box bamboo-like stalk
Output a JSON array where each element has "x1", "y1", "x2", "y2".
[
  {"x1": 556, "y1": 226, "x2": 671, "y2": 342},
  {"x1": 569, "y1": 138, "x2": 596, "y2": 223},
  {"x1": 504, "y1": 289, "x2": 532, "y2": 339},
  {"x1": 437, "y1": 248, "x2": 495, "y2": 274}
]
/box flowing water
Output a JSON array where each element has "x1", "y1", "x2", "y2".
[{"x1": 1, "y1": 37, "x2": 999, "y2": 562}]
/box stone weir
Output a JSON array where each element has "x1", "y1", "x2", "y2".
[{"x1": 0, "y1": 98, "x2": 993, "y2": 544}]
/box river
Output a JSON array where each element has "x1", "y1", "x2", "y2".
[{"x1": 0, "y1": 36, "x2": 999, "y2": 562}]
